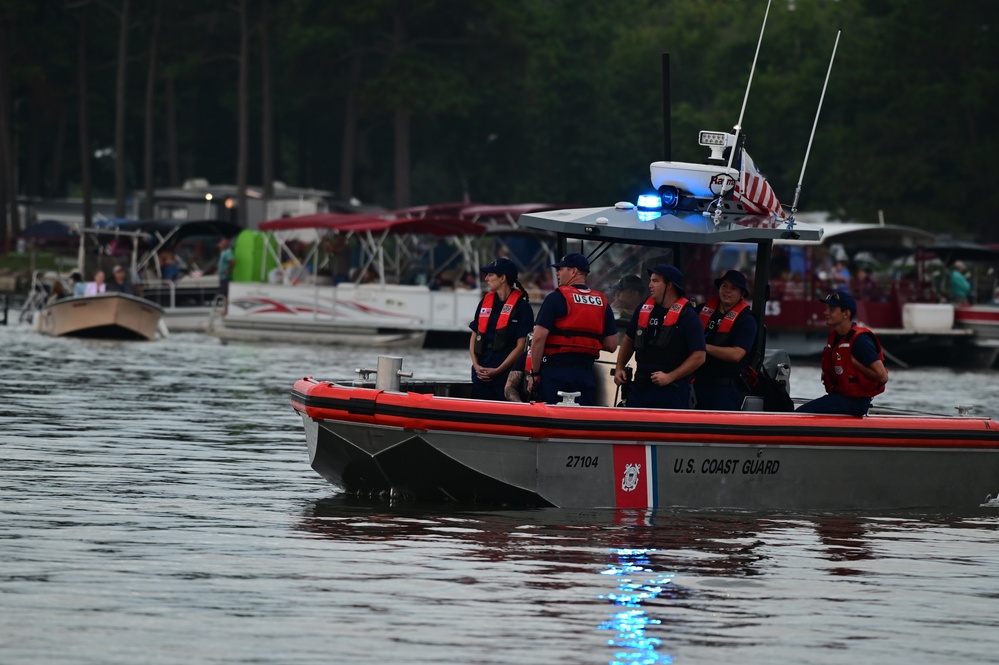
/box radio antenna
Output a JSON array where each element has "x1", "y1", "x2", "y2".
[
  {"x1": 724, "y1": 0, "x2": 773, "y2": 174},
  {"x1": 711, "y1": 0, "x2": 772, "y2": 225},
  {"x1": 787, "y1": 29, "x2": 841, "y2": 227}
]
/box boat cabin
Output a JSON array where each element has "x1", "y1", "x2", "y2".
[{"x1": 517, "y1": 203, "x2": 823, "y2": 372}]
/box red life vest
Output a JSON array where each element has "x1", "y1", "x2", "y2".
[
  {"x1": 698, "y1": 297, "x2": 748, "y2": 331},
  {"x1": 474, "y1": 289, "x2": 524, "y2": 354},
  {"x1": 545, "y1": 285, "x2": 608, "y2": 357},
  {"x1": 634, "y1": 296, "x2": 693, "y2": 362},
  {"x1": 699, "y1": 297, "x2": 750, "y2": 344},
  {"x1": 821, "y1": 325, "x2": 887, "y2": 398},
  {"x1": 637, "y1": 296, "x2": 690, "y2": 328}
]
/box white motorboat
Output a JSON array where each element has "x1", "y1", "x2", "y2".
[
  {"x1": 211, "y1": 213, "x2": 488, "y2": 347},
  {"x1": 35, "y1": 292, "x2": 165, "y2": 341}
]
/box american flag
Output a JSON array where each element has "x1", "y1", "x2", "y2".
[{"x1": 734, "y1": 149, "x2": 785, "y2": 217}]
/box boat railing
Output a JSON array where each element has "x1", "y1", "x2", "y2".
[
  {"x1": 768, "y1": 275, "x2": 936, "y2": 304},
  {"x1": 140, "y1": 278, "x2": 178, "y2": 308},
  {"x1": 19, "y1": 270, "x2": 54, "y2": 322},
  {"x1": 205, "y1": 294, "x2": 227, "y2": 334}
]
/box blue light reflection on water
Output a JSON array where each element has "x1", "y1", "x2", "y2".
[{"x1": 598, "y1": 548, "x2": 674, "y2": 665}]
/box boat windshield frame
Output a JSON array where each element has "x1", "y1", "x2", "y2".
[{"x1": 518, "y1": 206, "x2": 824, "y2": 365}]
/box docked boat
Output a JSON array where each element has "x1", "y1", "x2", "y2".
[
  {"x1": 34, "y1": 292, "x2": 165, "y2": 340},
  {"x1": 707, "y1": 217, "x2": 981, "y2": 365},
  {"x1": 211, "y1": 212, "x2": 489, "y2": 347},
  {"x1": 127, "y1": 219, "x2": 243, "y2": 333}
]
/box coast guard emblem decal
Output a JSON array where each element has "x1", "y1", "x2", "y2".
[
  {"x1": 621, "y1": 464, "x2": 641, "y2": 492},
  {"x1": 613, "y1": 445, "x2": 658, "y2": 508}
]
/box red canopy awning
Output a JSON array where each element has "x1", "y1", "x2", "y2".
[{"x1": 259, "y1": 213, "x2": 484, "y2": 237}]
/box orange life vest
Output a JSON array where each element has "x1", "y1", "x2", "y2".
[
  {"x1": 699, "y1": 297, "x2": 750, "y2": 344},
  {"x1": 821, "y1": 325, "x2": 887, "y2": 398},
  {"x1": 633, "y1": 296, "x2": 698, "y2": 371},
  {"x1": 545, "y1": 285, "x2": 608, "y2": 357},
  {"x1": 474, "y1": 289, "x2": 524, "y2": 354}
]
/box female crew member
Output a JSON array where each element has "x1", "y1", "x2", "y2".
[{"x1": 468, "y1": 258, "x2": 535, "y2": 400}]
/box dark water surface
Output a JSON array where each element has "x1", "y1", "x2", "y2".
[{"x1": 3, "y1": 324, "x2": 999, "y2": 664}]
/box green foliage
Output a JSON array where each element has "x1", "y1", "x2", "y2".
[{"x1": 2, "y1": 0, "x2": 998, "y2": 240}]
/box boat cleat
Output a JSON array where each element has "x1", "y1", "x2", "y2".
[{"x1": 555, "y1": 391, "x2": 582, "y2": 406}]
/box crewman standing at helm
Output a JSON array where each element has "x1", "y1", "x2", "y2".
[
  {"x1": 468, "y1": 257, "x2": 534, "y2": 401},
  {"x1": 613, "y1": 264, "x2": 705, "y2": 409},
  {"x1": 528, "y1": 253, "x2": 617, "y2": 405},
  {"x1": 695, "y1": 269, "x2": 758, "y2": 411},
  {"x1": 796, "y1": 290, "x2": 889, "y2": 416}
]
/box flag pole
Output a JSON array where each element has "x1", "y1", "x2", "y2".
[
  {"x1": 713, "y1": 0, "x2": 772, "y2": 225},
  {"x1": 788, "y1": 29, "x2": 841, "y2": 227}
]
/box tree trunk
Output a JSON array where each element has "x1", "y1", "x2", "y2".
[
  {"x1": 260, "y1": 0, "x2": 273, "y2": 199},
  {"x1": 26, "y1": 112, "x2": 41, "y2": 198},
  {"x1": 114, "y1": 0, "x2": 130, "y2": 219},
  {"x1": 78, "y1": 14, "x2": 93, "y2": 276},
  {"x1": 394, "y1": 108, "x2": 411, "y2": 209},
  {"x1": 142, "y1": 2, "x2": 161, "y2": 219},
  {"x1": 392, "y1": 15, "x2": 410, "y2": 209},
  {"x1": 50, "y1": 109, "x2": 69, "y2": 197},
  {"x1": 338, "y1": 56, "x2": 361, "y2": 202},
  {"x1": 236, "y1": 0, "x2": 249, "y2": 227},
  {"x1": 165, "y1": 74, "x2": 178, "y2": 187},
  {"x1": 0, "y1": 17, "x2": 21, "y2": 249}
]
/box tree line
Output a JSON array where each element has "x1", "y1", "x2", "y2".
[{"x1": 0, "y1": 0, "x2": 996, "y2": 242}]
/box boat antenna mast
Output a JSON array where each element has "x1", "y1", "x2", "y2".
[
  {"x1": 712, "y1": 0, "x2": 773, "y2": 226},
  {"x1": 786, "y1": 29, "x2": 841, "y2": 230}
]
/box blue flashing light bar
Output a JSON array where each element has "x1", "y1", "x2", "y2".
[{"x1": 636, "y1": 193, "x2": 662, "y2": 211}]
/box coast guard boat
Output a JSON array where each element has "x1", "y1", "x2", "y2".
[
  {"x1": 288, "y1": 19, "x2": 999, "y2": 510},
  {"x1": 289, "y1": 133, "x2": 999, "y2": 510}
]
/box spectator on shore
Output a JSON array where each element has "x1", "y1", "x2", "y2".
[
  {"x1": 831, "y1": 259, "x2": 851, "y2": 291},
  {"x1": 949, "y1": 261, "x2": 971, "y2": 305},
  {"x1": 217, "y1": 236, "x2": 235, "y2": 314}
]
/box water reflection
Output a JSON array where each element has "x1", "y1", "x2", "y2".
[
  {"x1": 5, "y1": 322, "x2": 999, "y2": 664},
  {"x1": 598, "y1": 548, "x2": 674, "y2": 665}
]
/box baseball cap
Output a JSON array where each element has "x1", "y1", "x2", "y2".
[
  {"x1": 821, "y1": 290, "x2": 857, "y2": 316},
  {"x1": 480, "y1": 257, "x2": 518, "y2": 282},
  {"x1": 648, "y1": 264, "x2": 685, "y2": 294},
  {"x1": 551, "y1": 253, "x2": 590, "y2": 272}
]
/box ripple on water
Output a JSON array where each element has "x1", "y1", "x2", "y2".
[{"x1": 2, "y1": 324, "x2": 999, "y2": 665}]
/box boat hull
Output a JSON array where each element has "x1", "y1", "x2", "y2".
[
  {"x1": 292, "y1": 379, "x2": 999, "y2": 510},
  {"x1": 35, "y1": 293, "x2": 165, "y2": 341},
  {"x1": 955, "y1": 305, "x2": 999, "y2": 337},
  {"x1": 216, "y1": 282, "x2": 479, "y2": 347}
]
